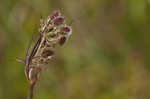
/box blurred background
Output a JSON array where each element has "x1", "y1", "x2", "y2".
[{"x1": 0, "y1": 0, "x2": 150, "y2": 99}]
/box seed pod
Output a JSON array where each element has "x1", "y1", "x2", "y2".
[
  {"x1": 53, "y1": 16, "x2": 64, "y2": 25},
  {"x1": 42, "y1": 49, "x2": 54, "y2": 58},
  {"x1": 49, "y1": 10, "x2": 60, "y2": 20},
  {"x1": 60, "y1": 26, "x2": 71, "y2": 35},
  {"x1": 59, "y1": 36, "x2": 67, "y2": 46},
  {"x1": 61, "y1": 26, "x2": 70, "y2": 32}
]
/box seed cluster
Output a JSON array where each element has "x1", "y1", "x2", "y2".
[
  {"x1": 27, "y1": 10, "x2": 72, "y2": 84},
  {"x1": 39, "y1": 10, "x2": 72, "y2": 47}
]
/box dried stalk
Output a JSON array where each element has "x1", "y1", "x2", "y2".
[{"x1": 27, "y1": 83, "x2": 36, "y2": 99}]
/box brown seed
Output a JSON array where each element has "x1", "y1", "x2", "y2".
[
  {"x1": 60, "y1": 26, "x2": 71, "y2": 33},
  {"x1": 42, "y1": 49, "x2": 54, "y2": 58},
  {"x1": 59, "y1": 36, "x2": 67, "y2": 46},
  {"x1": 53, "y1": 16, "x2": 64, "y2": 25}
]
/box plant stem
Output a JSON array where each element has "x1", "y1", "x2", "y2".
[{"x1": 27, "y1": 83, "x2": 36, "y2": 99}]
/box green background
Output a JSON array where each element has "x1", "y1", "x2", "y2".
[{"x1": 0, "y1": 0, "x2": 150, "y2": 99}]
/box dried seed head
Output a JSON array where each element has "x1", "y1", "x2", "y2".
[
  {"x1": 38, "y1": 10, "x2": 72, "y2": 60},
  {"x1": 18, "y1": 10, "x2": 72, "y2": 85},
  {"x1": 37, "y1": 10, "x2": 72, "y2": 57}
]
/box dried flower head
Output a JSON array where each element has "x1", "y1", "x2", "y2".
[{"x1": 17, "y1": 10, "x2": 72, "y2": 85}]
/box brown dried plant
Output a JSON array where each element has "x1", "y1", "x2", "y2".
[{"x1": 16, "y1": 10, "x2": 72, "y2": 99}]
